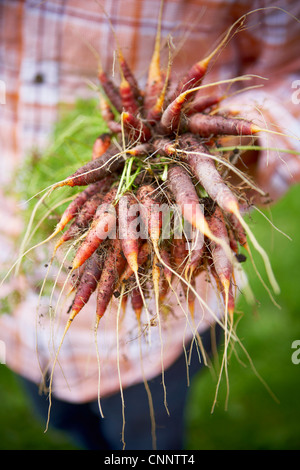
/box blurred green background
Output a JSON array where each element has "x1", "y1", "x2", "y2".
[
  {"x1": 0, "y1": 100, "x2": 299, "y2": 450},
  {"x1": 185, "y1": 183, "x2": 300, "y2": 450}
]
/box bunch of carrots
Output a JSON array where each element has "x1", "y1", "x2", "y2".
[{"x1": 6, "y1": 5, "x2": 284, "y2": 405}]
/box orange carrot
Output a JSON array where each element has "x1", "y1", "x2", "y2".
[
  {"x1": 72, "y1": 187, "x2": 118, "y2": 270},
  {"x1": 174, "y1": 58, "x2": 209, "y2": 98},
  {"x1": 92, "y1": 133, "x2": 112, "y2": 160},
  {"x1": 171, "y1": 236, "x2": 188, "y2": 275},
  {"x1": 117, "y1": 49, "x2": 141, "y2": 102},
  {"x1": 97, "y1": 93, "x2": 119, "y2": 132},
  {"x1": 126, "y1": 143, "x2": 153, "y2": 157},
  {"x1": 99, "y1": 93, "x2": 115, "y2": 124},
  {"x1": 55, "y1": 192, "x2": 104, "y2": 251},
  {"x1": 119, "y1": 75, "x2": 140, "y2": 115},
  {"x1": 96, "y1": 238, "x2": 127, "y2": 321},
  {"x1": 207, "y1": 207, "x2": 232, "y2": 290},
  {"x1": 228, "y1": 213, "x2": 248, "y2": 248},
  {"x1": 136, "y1": 185, "x2": 162, "y2": 244},
  {"x1": 210, "y1": 264, "x2": 235, "y2": 319},
  {"x1": 107, "y1": 120, "x2": 122, "y2": 134},
  {"x1": 180, "y1": 133, "x2": 240, "y2": 215},
  {"x1": 187, "y1": 95, "x2": 221, "y2": 115},
  {"x1": 122, "y1": 112, "x2": 152, "y2": 143},
  {"x1": 160, "y1": 92, "x2": 188, "y2": 132},
  {"x1": 98, "y1": 68, "x2": 123, "y2": 113},
  {"x1": 58, "y1": 146, "x2": 124, "y2": 188},
  {"x1": 69, "y1": 251, "x2": 104, "y2": 319},
  {"x1": 173, "y1": 14, "x2": 244, "y2": 99},
  {"x1": 152, "y1": 137, "x2": 176, "y2": 156}
]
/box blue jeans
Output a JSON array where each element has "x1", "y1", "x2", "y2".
[{"x1": 20, "y1": 325, "x2": 220, "y2": 450}]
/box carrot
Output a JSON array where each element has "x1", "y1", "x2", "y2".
[
  {"x1": 121, "y1": 293, "x2": 128, "y2": 316},
  {"x1": 207, "y1": 207, "x2": 235, "y2": 411},
  {"x1": 171, "y1": 236, "x2": 197, "y2": 308},
  {"x1": 122, "y1": 112, "x2": 152, "y2": 144},
  {"x1": 96, "y1": 238, "x2": 127, "y2": 321},
  {"x1": 187, "y1": 95, "x2": 221, "y2": 115},
  {"x1": 136, "y1": 185, "x2": 173, "y2": 333},
  {"x1": 117, "y1": 50, "x2": 141, "y2": 103},
  {"x1": 158, "y1": 275, "x2": 170, "y2": 304},
  {"x1": 166, "y1": 164, "x2": 234, "y2": 268},
  {"x1": 103, "y1": 5, "x2": 142, "y2": 104},
  {"x1": 166, "y1": 166, "x2": 209, "y2": 240},
  {"x1": 136, "y1": 185, "x2": 162, "y2": 244},
  {"x1": 146, "y1": 69, "x2": 170, "y2": 125},
  {"x1": 207, "y1": 207, "x2": 232, "y2": 291},
  {"x1": 174, "y1": 58, "x2": 209, "y2": 98},
  {"x1": 98, "y1": 95, "x2": 122, "y2": 132},
  {"x1": 227, "y1": 280, "x2": 236, "y2": 319},
  {"x1": 119, "y1": 74, "x2": 140, "y2": 115},
  {"x1": 69, "y1": 251, "x2": 104, "y2": 319},
  {"x1": 144, "y1": 0, "x2": 164, "y2": 114},
  {"x1": 118, "y1": 192, "x2": 140, "y2": 273},
  {"x1": 92, "y1": 133, "x2": 112, "y2": 160},
  {"x1": 209, "y1": 262, "x2": 235, "y2": 333},
  {"x1": 53, "y1": 178, "x2": 112, "y2": 236},
  {"x1": 187, "y1": 276, "x2": 196, "y2": 317},
  {"x1": 72, "y1": 187, "x2": 118, "y2": 270},
  {"x1": 119, "y1": 191, "x2": 153, "y2": 332},
  {"x1": 185, "y1": 234, "x2": 205, "y2": 279},
  {"x1": 227, "y1": 226, "x2": 239, "y2": 254},
  {"x1": 54, "y1": 192, "x2": 104, "y2": 251},
  {"x1": 160, "y1": 74, "x2": 262, "y2": 136},
  {"x1": 131, "y1": 285, "x2": 144, "y2": 321},
  {"x1": 188, "y1": 113, "x2": 260, "y2": 137},
  {"x1": 126, "y1": 143, "x2": 153, "y2": 157},
  {"x1": 69, "y1": 262, "x2": 87, "y2": 293},
  {"x1": 178, "y1": 134, "x2": 279, "y2": 294},
  {"x1": 171, "y1": 236, "x2": 188, "y2": 275},
  {"x1": 152, "y1": 137, "x2": 176, "y2": 156},
  {"x1": 180, "y1": 271, "x2": 196, "y2": 317},
  {"x1": 159, "y1": 245, "x2": 172, "y2": 285},
  {"x1": 98, "y1": 67, "x2": 123, "y2": 113},
  {"x1": 99, "y1": 93, "x2": 115, "y2": 125},
  {"x1": 119, "y1": 241, "x2": 150, "y2": 283},
  {"x1": 57, "y1": 146, "x2": 124, "y2": 188},
  {"x1": 228, "y1": 213, "x2": 248, "y2": 248},
  {"x1": 173, "y1": 12, "x2": 247, "y2": 99},
  {"x1": 160, "y1": 90, "x2": 191, "y2": 132},
  {"x1": 107, "y1": 120, "x2": 122, "y2": 134},
  {"x1": 152, "y1": 253, "x2": 169, "y2": 415},
  {"x1": 146, "y1": 37, "x2": 172, "y2": 125},
  {"x1": 118, "y1": 50, "x2": 141, "y2": 100},
  {"x1": 179, "y1": 133, "x2": 240, "y2": 215}
]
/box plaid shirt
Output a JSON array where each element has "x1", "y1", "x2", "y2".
[{"x1": 0, "y1": 0, "x2": 300, "y2": 403}]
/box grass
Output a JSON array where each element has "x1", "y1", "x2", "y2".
[
  {"x1": 1, "y1": 99, "x2": 300, "y2": 449},
  {"x1": 185, "y1": 183, "x2": 300, "y2": 450}
]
